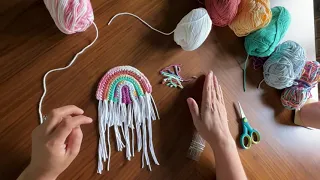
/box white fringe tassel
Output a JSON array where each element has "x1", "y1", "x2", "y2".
[{"x1": 97, "y1": 93, "x2": 159, "y2": 174}]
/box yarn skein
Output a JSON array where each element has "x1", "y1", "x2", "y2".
[
  {"x1": 39, "y1": 0, "x2": 98, "y2": 123},
  {"x1": 281, "y1": 61, "x2": 320, "y2": 110},
  {"x1": 108, "y1": 8, "x2": 212, "y2": 51},
  {"x1": 44, "y1": 0, "x2": 94, "y2": 34},
  {"x1": 281, "y1": 85, "x2": 312, "y2": 110},
  {"x1": 229, "y1": 0, "x2": 271, "y2": 37},
  {"x1": 245, "y1": 6, "x2": 291, "y2": 57},
  {"x1": 263, "y1": 41, "x2": 306, "y2": 89},
  {"x1": 205, "y1": 0, "x2": 240, "y2": 27}
]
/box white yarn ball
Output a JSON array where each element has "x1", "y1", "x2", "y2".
[{"x1": 174, "y1": 8, "x2": 212, "y2": 51}]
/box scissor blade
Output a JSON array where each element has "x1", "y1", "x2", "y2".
[{"x1": 238, "y1": 101, "x2": 246, "y2": 119}]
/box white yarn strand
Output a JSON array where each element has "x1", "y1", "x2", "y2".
[
  {"x1": 38, "y1": 22, "x2": 99, "y2": 124},
  {"x1": 108, "y1": 12, "x2": 175, "y2": 36},
  {"x1": 107, "y1": 8, "x2": 212, "y2": 51}
]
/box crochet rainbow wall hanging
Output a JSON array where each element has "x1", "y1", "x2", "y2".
[{"x1": 96, "y1": 66, "x2": 160, "y2": 174}]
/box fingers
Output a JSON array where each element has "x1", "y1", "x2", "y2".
[
  {"x1": 50, "y1": 115, "x2": 92, "y2": 144},
  {"x1": 66, "y1": 127, "x2": 83, "y2": 156},
  {"x1": 187, "y1": 98, "x2": 201, "y2": 126},
  {"x1": 218, "y1": 85, "x2": 225, "y2": 105},
  {"x1": 45, "y1": 105, "x2": 84, "y2": 133},
  {"x1": 213, "y1": 75, "x2": 219, "y2": 101},
  {"x1": 202, "y1": 71, "x2": 213, "y2": 109}
]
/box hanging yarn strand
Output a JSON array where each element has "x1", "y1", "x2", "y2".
[
  {"x1": 38, "y1": 23, "x2": 99, "y2": 123},
  {"x1": 108, "y1": 8, "x2": 212, "y2": 51},
  {"x1": 108, "y1": 12, "x2": 175, "y2": 35},
  {"x1": 243, "y1": 55, "x2": 249, "y2": 92}
]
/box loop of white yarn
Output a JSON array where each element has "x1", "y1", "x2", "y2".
[
  {"x1": 108, "y1": 12, "x2": 175, "y2": 36},
  {"x1": 43, "y1": 0, "x2": 94, "y2": 34},
  {"x1": 108, "y1": 8, "x2": 212, "y2": 51},
  {"x1": 38, "y1": 23, "x2": 99, "y2": 123}
]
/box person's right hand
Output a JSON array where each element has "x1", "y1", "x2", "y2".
[
  {"x1": 187, "y1": 71, "x2": 233, "y2": 150},
  {"x1": 18, "y1": 105, "x2": 92, "y2": 180}
]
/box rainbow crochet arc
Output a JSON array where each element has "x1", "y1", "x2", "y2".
[
  {"x1": 96, "y1": 66, "x2": 159, "y2": 174},
  {"x1": 96, "y1": 66, "x2": 152, "y2": 102}
]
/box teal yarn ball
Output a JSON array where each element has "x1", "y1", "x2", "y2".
[
  {"x1": 244, "y1": 6, "x2": 291, "y2": 57},
  {"x1": 263, "y1": 40, "x2": 306, "y2": 89}
]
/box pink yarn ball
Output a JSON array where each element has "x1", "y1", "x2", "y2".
[
  {"x1": 44, "y1": 0, "x2": 94, "y2": 34},
  {"x1": 205, "y1": 0, "x2": 240, "y2": 27}
]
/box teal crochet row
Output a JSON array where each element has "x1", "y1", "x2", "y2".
[{"x1": 108, "y1": 76, "x2": 144, "y2": 102}]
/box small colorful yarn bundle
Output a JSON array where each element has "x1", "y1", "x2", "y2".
[
  {"x1": 108, "y1": 8, "x2": 212, "y2": 51},
  {"x1": 245, "y1": 6, "x2": 291, "y2": 57},
  {"x1": 263, "y1": 40, "x2": 306, "y2": 89},
  {"x1": 205, "y1": 0, "x2": 240, "y2": 27},
  {"x1": 160, "y1": 64, "x2": 196, "y2": 89},
  {"x1": 96, "y1": 66, "x2": 160, "y2": 173},
  {"x1": 281, "y1": 61, "x2": 320, "y2": 110},
  {"x1": 229, "y1": 0, "x2": 272, "y2": 37},
  {"x1": 39, "y1": 0, "x2": 98, "y2": 123}
]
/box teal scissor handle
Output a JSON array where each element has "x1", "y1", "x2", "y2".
[{"x1": 240, "y1": 117, "x2": 261, "y2": 149}]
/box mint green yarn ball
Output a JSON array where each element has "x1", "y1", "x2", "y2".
[{"x1": 244, "y1": 6, "x2": 291, "y2": 57}]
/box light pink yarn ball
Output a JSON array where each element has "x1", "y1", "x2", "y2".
[{"x1": 44, "y1": 0, "x2": 94, "y2": 34}]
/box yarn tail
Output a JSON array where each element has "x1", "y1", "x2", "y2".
[
  {"x1": 38, "y1": 22, "x2": 99, "y2": 124},
  {"x1": 243, "y1": 55, "x2": 249, "y2": 92},
  {"x1": 108, "y1": 12, "x2": 175, "y2": 36},
  {"x1": 97, "y1": 94, "x2": 160, "y2": 173}
]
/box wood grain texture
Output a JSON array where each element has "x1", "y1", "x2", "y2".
[{"x1": 1, "y1": 0, "x2": 320, "y2": 179}]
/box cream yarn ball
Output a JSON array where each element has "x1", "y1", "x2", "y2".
[{"x1": 174, "y1": 8, "x2": 212, "y2": 51}]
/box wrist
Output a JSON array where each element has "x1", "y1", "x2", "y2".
[
  {"x1": 208, "y1": 133, "x2": 236, "y2": 153},
  {"x1": 20, "y1": 165, "x2": 58, "y2": 180}
]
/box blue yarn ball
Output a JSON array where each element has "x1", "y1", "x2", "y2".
[{"x1": 263, "y1": 40, "x2": 306, "y2": 89}]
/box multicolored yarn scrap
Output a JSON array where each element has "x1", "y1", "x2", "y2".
[
  {"x1": 96, "y1": 66, "x2": 160, "y2": 174},
  {"x1": 160, "y1": 64, "x2": 196, "y2": 89}
]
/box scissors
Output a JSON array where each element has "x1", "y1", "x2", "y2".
[{"x1": 237, "y1": 102, "x2": 261, "y2": 149}]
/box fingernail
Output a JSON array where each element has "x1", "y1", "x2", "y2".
[
  {"x1": 187, "y1": 98, "x2": 192, "y2": 105},
  {"x1": 208, "y1": 71, "x2": 213, "y2": 77}
]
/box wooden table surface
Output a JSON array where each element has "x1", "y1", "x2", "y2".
[{"x1": 1, "y1": 0, "x2": 320, "y2": 179}]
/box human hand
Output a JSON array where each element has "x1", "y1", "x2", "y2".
[
  {"x1": 187, "y1": 71, "x2": 233, "y2": 151},
  {"x1": 18, "y1": 105, "x2": 92, "y2": 180}
]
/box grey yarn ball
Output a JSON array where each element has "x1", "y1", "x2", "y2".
[{"x1": 263, "y1": 40, "x2": 306, "y2": 89}]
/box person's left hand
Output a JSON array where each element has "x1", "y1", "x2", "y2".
[{"x1": 18, "y1": 105, "x2": 92, "y2": 180}]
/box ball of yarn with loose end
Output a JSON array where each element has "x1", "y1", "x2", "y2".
[
  {"x1": 281, "y1": 84, "x2": 312, "y2": 110},
  {"x1": 174, "y1": 8, "x2": 212, "y2": 51},
  {"x1": 44, "y1": 0, "x2": 94, "y2": 34},
  {"x1": 263, "y1": 41, "x2": 306, "y2": 89},
  {"x1": 229, "y1": 0, "x2": 271, "y2": 37},
  {"x1": 245, "y1": 6, "x2": 291, "y2": 57},
  {"x1": 205, "y1": 0, "x2": 240, "y2": 27},
  {"x1": 108, "y1": 8, "x2": 211, "y2": 51}
]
